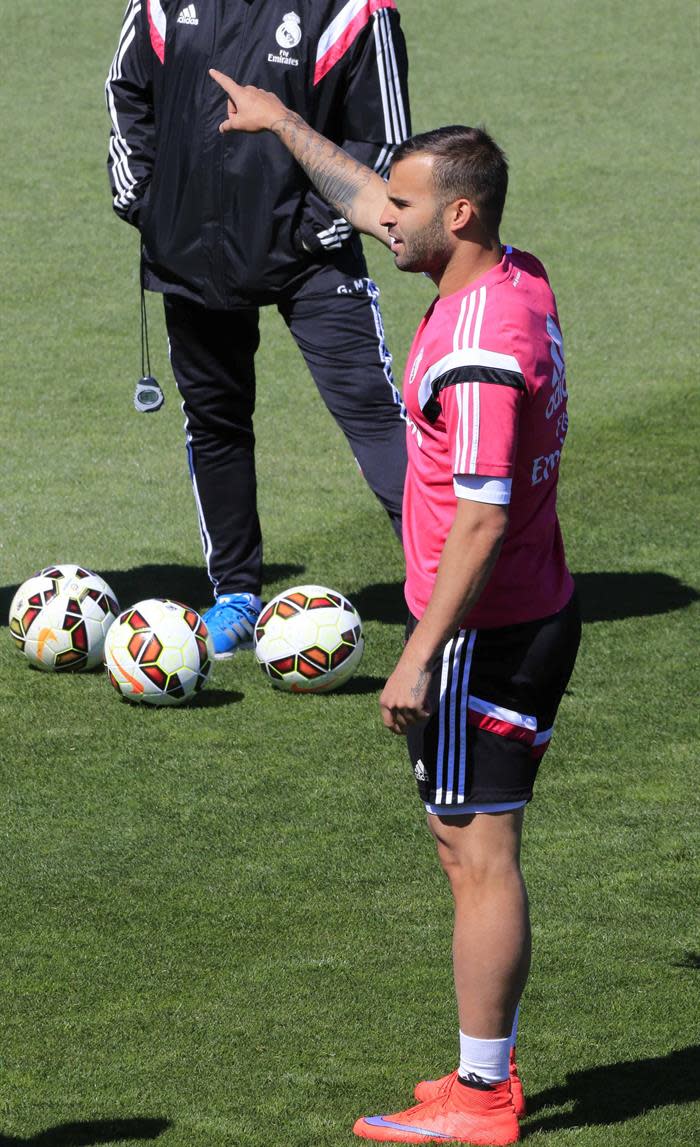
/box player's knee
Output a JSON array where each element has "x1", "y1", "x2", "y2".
[{"x1": 435, "y1": 836, "x2": 521, "y2": 897}]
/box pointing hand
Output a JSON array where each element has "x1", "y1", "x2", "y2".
[{"x1": 209, "y1": 70, "x2": 287, "y2": 134}]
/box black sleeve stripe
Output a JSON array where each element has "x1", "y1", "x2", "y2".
[
  {"x1": 418, "y1": 366, "x2": 526, "y2": 424},
  {"x1": 434, "y1": 366, "x2": 526, "y2": 394},
  {"x1": 422, "y1": 395, "x2": 442, "y2": 424}
]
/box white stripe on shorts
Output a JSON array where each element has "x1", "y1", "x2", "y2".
[{"x1": 435, "y1": 628, "x2": 476, "y2": 805}]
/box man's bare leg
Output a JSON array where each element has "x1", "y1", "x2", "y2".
[{"x1": 428, "y1": 808, "x2": 530, "y2": 1040}]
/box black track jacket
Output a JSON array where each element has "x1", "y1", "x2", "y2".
[{"x1": 106, "y1": 0, "x2": 411, "y2": 307}]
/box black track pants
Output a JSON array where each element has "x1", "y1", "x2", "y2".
[{"x1": 164, "y1": 280, "x2": 407, "y2": 596}]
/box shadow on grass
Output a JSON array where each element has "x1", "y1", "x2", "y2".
[
  {"x1": 0, "y1": 1115, "x2": 170, "y2": 1146},
  {"x1": 319, "y1": 673, "x2": 385, "y2": 696},
  {"x1": 192, "y1": 686, "x2": 244, "y2": 708},
  {"x1": 101, "y1": 561, "x2": 305, "y2": 612},
  {"x1": 525, "y1": 1044, "x2": 700, "y2": 1134},
  {"x1": 262, "y1": 676, "x2": 385, "y2": 699},
  {"x1": 351, "y1": 582, "x2": 407, "y2": 625},
  {"x1": 673, "y1": 950, "x2": 700, "y2": 970},
  {"x1": 0, "y1": 561, "x2": 305, "y2": 618},
  {"x1": 340, "y1": 673, "x2": 387, "y2": 695},
  {"x1": 351, "y1": 571, "x2": 699, "y2": 629},
  {"x1": 1, "y1": 568, "x2": 696, "y2": 630},
  {"x1": 110, "y1": 687, "x2": 244, "y2": 711},
  {"x1": 574, "y1": 570, "x2": 698, "y2": 623}
]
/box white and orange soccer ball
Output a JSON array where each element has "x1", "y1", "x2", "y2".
[
  {"x1": 9, "y1": 564, "x2": 120, "y2": 671},
  {"x1": 253, "y1": 584, "x2": 364, "y2": 693},
  {"x1": 104, "y1": 598, "x2": 214, "y2": 706}
]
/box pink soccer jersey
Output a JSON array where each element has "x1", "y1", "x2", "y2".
[{"x1": 403, "y1": 246, "x2": 574, "y2": 629}]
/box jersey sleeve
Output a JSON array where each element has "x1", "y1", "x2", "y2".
[
  {"x1": 418, "y1": 349, "x2": 525, "y2": 478},
  {"x1": 336, "y1": 2, "x2": 411, "y2": 174},
  {"x1": 105, "y1": 0, "x2": 157, "y2": 228},
  {"x1": 298, "y1": 1, "x2": 411, "y2": 254}
]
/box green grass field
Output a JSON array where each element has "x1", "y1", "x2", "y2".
[{"x1": 1, "y1": 1, "x2": 698, "y2": 1144}]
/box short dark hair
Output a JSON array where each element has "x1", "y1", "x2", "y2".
[{"x1": 391, "y1": 126, "x2": 509, "y2": 237}]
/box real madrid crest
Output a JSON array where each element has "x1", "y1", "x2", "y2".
[{"x1": 276, "y1": 11, "x2": 302, "y2": 49}]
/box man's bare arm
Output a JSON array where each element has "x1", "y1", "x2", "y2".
[
  {"x1": 209, "y1": 70, "x2": 390, "y2": 246},
  {"x1": 379, "y1": 499, "x2": 509, "y2": 734},
  {"x1": 267, "y1": 109, "x2": 390, "y2": 242}
]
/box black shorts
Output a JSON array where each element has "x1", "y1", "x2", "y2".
[{"x1": 406, "y1": 591, "x2": 581, "y2": 813}]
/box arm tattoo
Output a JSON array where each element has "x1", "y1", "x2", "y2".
[
  {"x1": 410, "y1": 668, "x2": 429, "y2": 703},
  {"x1": 271, "y1": 112, "x2": 376, "y2": 225}
]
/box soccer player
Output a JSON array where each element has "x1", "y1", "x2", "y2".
[
  {"x1": 106, "y1": 1, "x2": 410, "y2": 658},
  {"x1": 209, "y1": 73, "x2": 581, "y2": 1145}
]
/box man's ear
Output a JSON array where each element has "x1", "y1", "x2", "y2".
[{"x1": 447, "y1": 197, "x2": 475, "y2": 233}]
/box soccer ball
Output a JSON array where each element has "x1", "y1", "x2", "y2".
[
  {"x1": 9, "y1": 564, "x2": 120, "y2": 671},
  {"x1": 104, "y1": 598, "x2": 214, "y2": 706},
  {"x1": 254, "y1": 584, "x2": 364, "y2": 693}
]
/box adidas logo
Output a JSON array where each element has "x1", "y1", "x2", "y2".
[
  {"x1": 177, "y1": 4, "x2": 198, "y2": 24},
  {"x1": 414, "y1": 759, "x2": 429, "y2": 782}
]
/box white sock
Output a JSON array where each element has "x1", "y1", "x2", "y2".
[{"x1": 458, "y1": 1030, "x2": 510, "y2": 1085}]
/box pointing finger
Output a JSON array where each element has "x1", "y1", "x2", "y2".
[{"x1": 209, "y1": 68, "x2": 239, "y2": 102}]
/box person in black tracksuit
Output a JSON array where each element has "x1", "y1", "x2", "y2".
[{"x1": 106, "y1": 0, "x2": 411, "y2": 656}]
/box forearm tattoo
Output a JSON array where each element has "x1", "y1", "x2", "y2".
[
  {"x1": 271, "y1": 112, "x2": 375, "y2": 224},
  {"x1": 411, "y1": 668, "x2": 429, "y2": 702}
]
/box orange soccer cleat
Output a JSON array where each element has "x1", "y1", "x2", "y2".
[
  {"x1": 413, "y1": 1050, "x2": 526, "y2": 1120},
  {"x1": 353, "y1": 1074, "x2": 519, "y2": 1143},
  {"x1": 508, "y1": 1050, "x2": 526, "y2": 1121}
]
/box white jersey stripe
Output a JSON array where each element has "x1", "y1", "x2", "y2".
[
  {"x1": 316, "y1": 0, "x2": 368, "y2": 62},
  {"x1": 453, "y1": 293, "x2": 468, "y2": 353},
  {"x1": 107, "y1": 139, "x2": 126, "y2": 199},
  {"x1": 374, "y1": 144, "x2": 392, "y2": 177},
  {"x1": 460, "y1": 290, "x2": 474, "y2": 349},
  {"x1": 373, "y1": 10, "x2": 404, "y2": 144},
  {"x1": 452, "y1": 295, "x2": 477, "y2": 468},
  {"x1": 376, "y1": 8, "x2": 408, "y2": 141},
  {"x1": 108, "y1": 90, "x2": 137, "y2": 202},
  {"x1": 456, "y1": 288, "x2": 485, "y2": 471},
  {"x1": 472, "y1": 285, "x2": 487, "y2": 349},
  {"x1": 462, "y1": 290, "x2": 477, "y2": 351},
  {"x1": 106, "y1": 1, "x2": 141, "y2": 193},
  {"x1": 455, "y1": 379, "x2": 465, "y2": 473},
  {"x1": 105, "y1": 4, "x2": 141, "y2": 210},
  {"x1": 469, "y1": 382, "x2": 480, "y2": 473},
  {"x1": 372, "y1": 16, "x2": 393, "y2": 145},
  {"x1": 148, "y1": 0, "x2": 166, "y2": 42},
  {"x1": 108, "y1": 137, "x2": 134, "y2": 203},
  {"x1": 316, "y1": 3, "x2": 406, "y2": 143},
  {"x1": 106, "y1": 3, "x2": 139, "y2": 98},
  {"x1": 452, "y1": 385, "x2": 468, "y2": 474},
  {"x1": 108, "y1": 0, "x2": 140, "y2": 70},
  {"x1": 456, "y1": 383, "x2": 467, "y2": 473}
]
